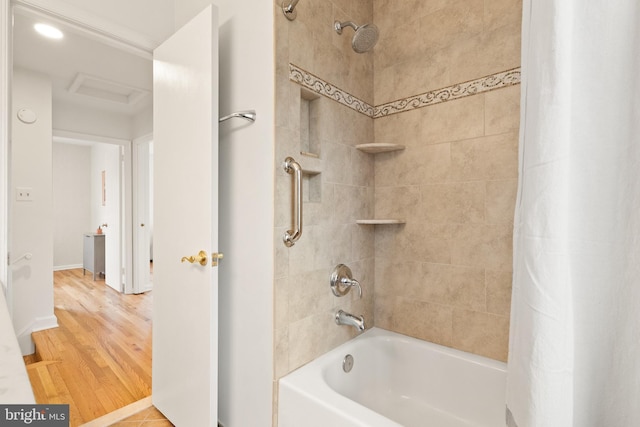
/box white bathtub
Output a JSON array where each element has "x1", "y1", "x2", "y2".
[{"x1": 278, "y1": 328, "x2": 506, "y2": 427}]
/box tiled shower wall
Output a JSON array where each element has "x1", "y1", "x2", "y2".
[
  {"x1": 274, "y1": 2, "x2": 522, "y2": 408},
  {"x1": 372, "y1": 0, "x2": 522, "y2": 361},
  {"x1": 273, "y1": 0, "x2": 376, "y2": 386}
]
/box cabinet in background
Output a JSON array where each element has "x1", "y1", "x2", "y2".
[{"x1": 83, "y1": 233, "x2": 105, "y2": 281}]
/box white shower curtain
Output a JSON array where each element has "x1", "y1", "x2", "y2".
[{"x1": 507, "y1": 1, "x2": 640, "y2": 426}]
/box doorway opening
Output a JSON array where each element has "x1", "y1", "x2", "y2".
[{"x1": 12, "y1": 4, "x2": 155, "y2": 423}]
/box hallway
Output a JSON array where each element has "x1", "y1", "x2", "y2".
[{"x1": 24, "y1": 269, "x2": 153, "y2": 426}]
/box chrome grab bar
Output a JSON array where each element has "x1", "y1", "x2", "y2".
[
  {"x1": 283, "y1": 157, "x2": 302, "y2": 247},
  {"x1": 219, "y1": 110, "x2": 256, "y2": 123},
  {"x1": 282, "y1": 0, "x2": 301, "y2": 20}
]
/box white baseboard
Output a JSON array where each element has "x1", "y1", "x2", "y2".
[
  {"x1": 53, "y1": 264, "x2": 82, "y2": 271},
  {"x1": 16, "y1": 314, "x2": 59, "y2": 355}
]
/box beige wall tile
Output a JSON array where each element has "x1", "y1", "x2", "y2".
[
  {"x1": 421, "y1": 95, "x2": 486, "y2": 145},
  {"x1": 352, "y1": 224, "x2": 375, "y2": 260},
  {"x1": 420, "y1": 181, "x2": 486, "y2": 224},
  {"x1": 374, "y1": 64, "x2": 397, "y2": 106},
  {"x1": 375, "y1": 0, "x2": 484, "y2": 70},
  {"x1": 374, "y1": 260, "x2": 421, "y2": 298},
  {"x1": 348, "y1": 52, "x2": 375, "y2": 105},
  {"x1": 448, "y1": 22, "x2": 522, "y2": 84},
  {"x1": 486, "y1": 269, "x2": 513, "y2": 316},
  {"x1": 374, "y1": 0, "x2": 450, "y2": 33},
  {"x1": 375, "y1": 143, "x2": 451, "y2": 188},
  {"x1": 304, "y1": 183, "x2": 334, "y2": 227},
  {"x1": 351, "y1": 148, "x2": 375, "y2": 187},
  {"x1": 450, "y1": 223, "x2": 513, "y2": 270},
  {"x1": 313, "y1": 36, "x2": 350, "y2": 96},
  {"x1": 275, "y1": 244, "x2": 289, "y2": 280},
  {"x1": 485, "y1": 84, "x2": 521, "y2": 135},
  {"x1": 310, "y1": 94, "x2": 343, "y2": 144},
  {"x1": 385, "y1": 50, "x2": 452, "y2": 105},
  {"x1": 373, "y1": 294, "x2": 394, "y2": 330},
  {"x1": 334, "y1": 185, "x2": 374, "y2": 224},
  {"x1": 393, "y1": 298, "x2": 453, "y2": 346},
  {"x1": 274, "y1": 328, "x2": 290, "y2": 379},
  {"x1": 288, "y1": 311, "x2": 352, "y2": 370},
  {"x1": 450, "y1": 132, "x2": 519, "y2": 181},
  {"x1": 375, "y1": 260, "x2": 486, "y2": 312},
  {"x1": 374, "y1": 186, "x2": 421, "y2": 222},
  {"x1": 296, "y1": 0, "x2": 334, "y2": 42},
  {"x1": 287, "y1": 226, "x2": 329, "y2": 277},
  {"x1": 417, "y1": 263, "x2": 487, "y2": 311},
  {"x1": 288, "y1": 20, "x2": 315, "y2": 71},
  {"x1": 485, "y1": 0, "x2": 523, "y2": 32},
  {"x1": 373, "y1": 107, "x2": 423, "y2": 146},
  {"x1": 288, "y1": 269, "x2": 333, "y2": 319},
  {"x1": 452, "y1": 309, "x2": 509, "y2": 361},
  {"x1": 329, "y1": 224, "x2": 358, "y2": 268},
  {"x1": 323, "y1": 142, "x2": 352, "y2": 184},
  {"x1": 485, "y1": 179, "x2": 518, "y2": 224},
  {"x1": 375, "y1": 222, "x2": 453, "y2": 265},
  {"x1": 341, "y1": 105, "x2": 374, "y2": 144}
]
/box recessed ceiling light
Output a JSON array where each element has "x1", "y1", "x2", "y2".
[{"x1": 34, "y1": 23, "x2": 64, "y2": 40}]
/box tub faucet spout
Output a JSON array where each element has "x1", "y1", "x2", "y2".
[{"x1": 335, "y1": 309, "x2": 365, "y2": 332}]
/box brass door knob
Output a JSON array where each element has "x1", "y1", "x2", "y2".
[
  {"x1": 181, "y1": 250, "x2": 208, "y2": 266},
  {"x1": 211, "y1": 252, "x2": 224, "y2": 267}
]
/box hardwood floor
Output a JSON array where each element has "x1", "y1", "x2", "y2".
[{"x1": 24, "y1": 269, "x2": 153, "y2": 426}]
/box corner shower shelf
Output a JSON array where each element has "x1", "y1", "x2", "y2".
[
  {"x1": 355, "y1": 143, "x2": 405, "y2": 154},
  {"x1": 356, "y1": 219, "x2": 406, "y2": 225}
]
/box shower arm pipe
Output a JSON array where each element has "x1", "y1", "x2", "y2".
[
  {"x1": 334, "y1": 21, "x2": 357, "y2": 34},
  {"x1": 283, "y1": 157, "x2": 303, "y2": 247},
  {"x1": 282, "y1": 0, "x2": 301, "y2": 21}
]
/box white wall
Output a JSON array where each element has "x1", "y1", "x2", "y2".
[
  {"x1": 91, "y1": 143, "x2": 122, "y2": 291},
  {"x1": 0, "y1": 1, "x2": 9, "y2": 291},
  {"x1": 132, "y1": 106, "x2": 153, "y2": 139},
  {"x1": 11, "y1": 67, "x2": 57, "y2": 354},
  {"x1": 206, "y1": 1, "x2": 275, "y2": 426},
  {"x1": 52, "y1": 142, "x2": 92, "y2": 269},
  {"x1": 53, "y1": 101, "x2": 133, "y2": 141}
]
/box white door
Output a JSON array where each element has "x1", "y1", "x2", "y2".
[
  {"x1": 95, "y1": 143, "x2": 123, "y2": 292},
  {"x1": 152, "y1": 5, "x2": 219, "y2": 426},
  {"x1": 133, "y1": 137, "x2": 152, "y2": 294}
]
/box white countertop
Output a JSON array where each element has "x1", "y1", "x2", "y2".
[{"x1": 0, "y1": 286, "x2": 35, "y2": 403}]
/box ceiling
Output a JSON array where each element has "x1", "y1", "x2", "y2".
[{"x1": 12, "y1": 10, "x2": 153, "y2": 117}]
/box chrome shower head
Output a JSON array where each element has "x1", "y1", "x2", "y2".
[{"x1": 334, "y1": 20, "x2": 379, "y2": 53}]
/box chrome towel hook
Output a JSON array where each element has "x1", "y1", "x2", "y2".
[{"x1": 219, "y1": 110, "x2": 256, "y2": 123}]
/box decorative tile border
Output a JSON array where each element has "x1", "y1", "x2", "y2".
[
  {"x1": 289, "y1": 64, "x2": 375, "y2": 117},
  {"x1": 289, "y1": 63, "x2": 521, "y2": 119},
  {"x1": 374, "y1": 68, "x2": 521, "y2": 118}
]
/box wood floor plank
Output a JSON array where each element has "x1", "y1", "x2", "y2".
[{"x1": 25, "y1": 268, "x2": 153, "y2": 427}]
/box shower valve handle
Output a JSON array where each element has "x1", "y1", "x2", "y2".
[
  {"x1": 331, "y1": 264, "x2": 363, "y2": 299},
  {"x1": 342, "y1": 278, "x2": 362, "y2": 299}
]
